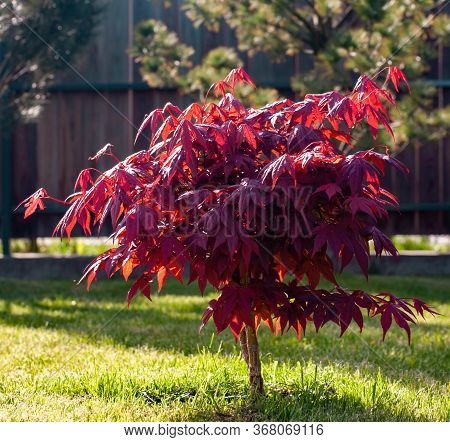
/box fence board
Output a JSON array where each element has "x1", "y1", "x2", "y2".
[{"x1": 7, "y1": 0, "x2": 450, "y2": 239}]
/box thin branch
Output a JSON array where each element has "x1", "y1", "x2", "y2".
[{"x1": 335, "y1": 6, "x2": 355, "y2": 30}]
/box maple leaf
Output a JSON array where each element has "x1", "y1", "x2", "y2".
[
  {"x1": 224, "y1": 67, "x2": 256, "y2": 90},
  {"x1": 328, "y1": 96, "x2": 359, "y2": 128},
  {"x1": 162, "y1": 102, "x2": 182, "y2": 119},
  {"x1": 363, "y1": 104, "x2": 395, "y2": 139},
  {"x1": 314, "y1": 183, "x2": 342, "y2": 199},
  {"x1": 150, "y1": 115, "x2": 177, "y2": 148},
  {"x1": 17, "y1": 188, "x2": 49, "y2": 218},
  {"x1": 347, "y1": 195, "x2": 382, "y2": 221},
  {"x1": 219, "y1": 93, "x2": 247, "y2": 119},
  {"x1": 127, "y1": 273, "x2": 152, "y2": 305},
  {"x1": 89, "y1": 143, "x2": 115, "y2": 161},
  {"x1": 372, "y1": 227, "x2": 398, "y2": 256},
  {"x1": 161, "y1": 146, "x2": 184, "y2": 183},
  {"x1": 316, "y1": 91, "x2": 344, "y2": 111},
  {"x1": 182, "y1": 102, "x2": 204, "y2": 122},
  {"x1": 260, "y1": 154, "x2": 297, "y2": 188},
  {"x1": 290, "y1": 100, "x2": 324, "y2": 127},
  {"x1": 361, "y1": 149, "x2": 409, "y2": 176},
  {"x1": 74, "y1": 169, "x2": 95, "y2": 193},
  {"x1": 340, "y1": 155, "x2": 380, "y2": 194},
  {"x1": 287, "y1": 124, "x2": 326, "y2": 153},
  {"x1": 238, "y1": 123, "x2": 258, "y2": 149},
  {"x1": 379, "y1": 301, "x2": 415, "y2": 344},
  {"x1": 213, "y1": 80, "x2": 231, "y2": 97},
  {"x1": 134, "y1": 108, "x2": 164, "y2": 145},
  {"x1": 412, "y1": 298, "x2": 439, "y2": 319},
  {"x1": 353, "y1": 75, "x2": 381, "y2": 103},
  {"x1": 386, "y1": 66, "x2": 410, "y2": 92}
]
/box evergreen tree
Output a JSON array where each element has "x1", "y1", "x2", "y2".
[
  {"x1": 132, "y1": 20, "x2": 278, "y2": 107},
  {"x1": 0, "y1": 0, "x2": 101, "y2": 120},
  {"x1": 134, "y1": 0, "x2": 450, "y2": 147}
]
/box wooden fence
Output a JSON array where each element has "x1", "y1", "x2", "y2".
[{"x1": 2, "y1": 0, "x2": 450, "y2": 253}]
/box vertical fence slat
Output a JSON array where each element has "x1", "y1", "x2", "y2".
[
  {"x1": 1, "y1": 93, "x2": 11, "y2": 256},
  {"x1": 437, "y1": 43, "x2": 445, "y2": 232}
]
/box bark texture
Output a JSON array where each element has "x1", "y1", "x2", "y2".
[{"x1": 239, "y1": 325, "x2": 263, "y2": 394}]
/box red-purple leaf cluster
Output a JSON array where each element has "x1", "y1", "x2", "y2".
[
  {"x1": 19, "y1": 66, "x2": 435, "y2": 342},
  {"x1": 201, "y1": 281, "x2": 437, "y2": 343}
]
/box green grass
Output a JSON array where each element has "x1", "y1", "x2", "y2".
[
  {"x1": 3, "y1": 238, "x2": 110, "y2": 255},
  {"x1": 5, "y1": 235, "x2": 450, "y2": 256},
  {"x1": 0, "y1": 274, "x2": 448, "y2": 421},
  {"x1": 391, "y1": 235, "x2": 450, "y2": 253}
]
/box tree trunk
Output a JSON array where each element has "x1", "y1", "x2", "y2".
[
  {"x1": 239, "y1": 327, "x2": 249, "y2": 366},
  {"x1": 239, "y1": 325, "x2": 263, "y2": 394}
]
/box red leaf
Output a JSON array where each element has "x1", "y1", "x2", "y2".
[
  {"x1": 328, "y1": 96, "x2": 359, "y2": 128},
  {"x1": 412, "y1": 298, "x2": 439, "y2": 319},
  {"x1": 372, "y1": 227, "x2": 398, "y2": 256},
  {"x1": 380, "y1": 307, "x2": 392, "y2": 341},
  {"x1": 127, "y1": 273, "x2": 152, "y2": 305},
  {"x1": 17, "y1": 188, "x2": 49, "y2": 218},
  {"x1": 74, "y1": 169, "x2": 95, "y2": 193},
  {"x1": 89, "y1": 143, "x2": 114, "y2": 161},
  {"x1": 213, "y1": 80, "x2": 231, "y2": 97},
  {"x1": 224, "y1": 67, "x2": 256, "y2": 89},
  {"x1": 122, "y1": 258, "x2": 134, "y2": 281},
  {"x1": 386, "y1": 66, "x2": 410, "y2": 92},
  {"x1": 260, "y1": 154, "x2": 296, "y2": 188},
  {"x1": 134, "y1": 108, "x2": 163, "y2": 145},
  {"x1": 157, "y1": 267, "x2": 168, "y2": 293},
  {"x1": 291, "y1": 100, "x2": 323, "y2": 127},
  {"x1": 314, "y1": 183, "x2": 342, "y2": 199}
]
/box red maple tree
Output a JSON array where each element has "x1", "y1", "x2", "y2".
[{"x1": 20, "y1": 66, "x2": 437, "y2": 393}]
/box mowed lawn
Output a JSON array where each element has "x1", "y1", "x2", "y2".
[{"x1": 0, "y1": 274, "x2": 448, "y2": 422}]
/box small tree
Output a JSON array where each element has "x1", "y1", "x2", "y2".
[{"x1": 20, "y1": 67, "x2": 436, "y2": 394}]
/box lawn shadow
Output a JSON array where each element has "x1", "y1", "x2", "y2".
[
  {"x1": 0, "y1": 293, "x2": 214, "y2": 354},
  {"x1": 139, "y1": 380, "x2": 426, "y2": 422},
  {"x1": 0, "y1": 278, "x2": 448, "y2": 385}
]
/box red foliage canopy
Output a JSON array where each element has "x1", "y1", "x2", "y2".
[{"x1": 20, "y1": 66, "x2": 436, "y2": 342}]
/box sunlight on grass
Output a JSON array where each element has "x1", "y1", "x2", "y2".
[{"x1": 0, "y1": 275, "x2": 448, "y2": 421}]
